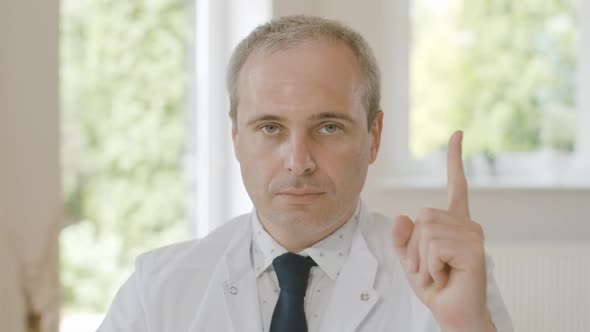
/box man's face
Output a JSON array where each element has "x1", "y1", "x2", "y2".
[{"x1": 232, "y1": 39, "x2": 383, "y2": 236}]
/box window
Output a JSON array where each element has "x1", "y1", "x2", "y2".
[
  {"x1": 60, "y1": 0, "x2": 191, "y2": 330},
  {"x1": 383, "y1": 0, "x2": 589, "y2": 188}
]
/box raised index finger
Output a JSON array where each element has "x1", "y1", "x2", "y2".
[{"x1": 446, "y1": 130, "x2": 470, "y2": 218}]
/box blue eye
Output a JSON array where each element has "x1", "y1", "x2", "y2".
[
  {"x1": 319, "y1": 124, "x2": 340, "y2": 134},
  {"x1": 261, "y1": 124, "x2": 279, "y2": 134}
]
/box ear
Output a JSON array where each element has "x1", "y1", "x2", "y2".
[
  {"x1": 368, "y1": 111, "x2": 383, "y2": 164},
  {"x1": 232, "y1": 125, "x2": 241, "y2": 162}
]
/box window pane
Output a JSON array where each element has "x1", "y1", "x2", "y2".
[
  {"x1": 410, "y1": 0, "x2": 578, "y2": 159},
  {"x1": 60, "y1": 0, "x2": 190, "y2": 327}
]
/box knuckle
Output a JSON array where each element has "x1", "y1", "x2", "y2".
[
  {"x1": 421, "y1": 223, "x2": 437, "y2": 240},
  {"x1": 407, "y1": 239, "x2": 418, "y2": 257},
  {"x1": 418, "y1": 207, "x2": 437, "y2": 222},
  {"x1": 428, "y1": 239, "x2": 442, "y2": 253}
]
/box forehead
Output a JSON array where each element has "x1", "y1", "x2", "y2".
[{"x1": 237, "y1": 40, "x2": 364, "y2": 119}]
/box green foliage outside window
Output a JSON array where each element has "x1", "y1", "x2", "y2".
[
  {"x1": 60, "y1": 0, "x2": 190, "y2": 313},
  {"x1": 411, "y1": 0, "x2": 577, "y2": 158}
]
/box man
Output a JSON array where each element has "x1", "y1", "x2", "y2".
[{"x1": 99, "y1": 15, "x2": 512, "y2": 331}]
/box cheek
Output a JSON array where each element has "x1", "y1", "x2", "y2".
[
  {"x1": 319, "y1": 140, "x2": 369, "y2": 178},
  {"x1": 330, "y1": 132, "x2": 371, "y2": 159},
  {"x1": 242, "y1": 134, "x2": 281, "y2": 154},
  {"x1": 239, "y1": 140, "x2": 281, "y2": 183}
]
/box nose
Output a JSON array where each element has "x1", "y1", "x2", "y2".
[{"x1": 285, "y1": 134, "x2": 316, "y2": 175}]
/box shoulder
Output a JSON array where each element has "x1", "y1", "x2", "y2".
[
  {"x1": 364, "y1": 211, "x2": 395, "y2": 234},
  {"x1": 134, "y1": 213, "x2": 249, "y2": 281},
  {"x1": 359, "y1": 211, "x2": 403, "y2": 280},
  {"x1": 362, "y1": 211, "x2": 396, "y2": 255},
  {"x1": 99, "y1": 215, "x2": 251, "y2": 331}
]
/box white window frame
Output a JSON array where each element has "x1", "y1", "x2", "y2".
[
  {"x1": 190, "y1": 0, "x2": 271, "y2": 237},
  {"x1": 379, "y1": 0, "x2": 590, "y2": 189}
]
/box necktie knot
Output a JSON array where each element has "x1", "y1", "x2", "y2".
[{"x1": 272, "y1": 252, "x2": 317, "y2": 296}]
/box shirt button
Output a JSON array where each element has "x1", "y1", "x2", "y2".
[
  {"x1": 230, "y1": 286, "x2": 238, "y2": 295},
  {"x1": 360, "y1": 292, "x2": 370, "y2": 301}
]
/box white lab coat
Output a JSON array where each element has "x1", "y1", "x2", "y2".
[{"x1": 98, "y1": 204, "x2": 513, "y2": 331}]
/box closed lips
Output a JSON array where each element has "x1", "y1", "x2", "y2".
[{"x1": 278, "y1": 189, "x2": 324, "y2": 195}]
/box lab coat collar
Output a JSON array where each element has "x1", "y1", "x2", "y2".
[
  {"x1": 218, "y1": 201, "x2": 381, "y2": 332},
  {"x1": 251, "y1": 200, "x2": 361, "y2": 280},
  {"x1": 221, "y1": 218, "x2": 264, "y2": 332},
  {"x1": 319, "y1": 201, "x2": 380, "y2": 332}
]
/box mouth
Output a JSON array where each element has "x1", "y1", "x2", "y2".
[
  {"x1": 278, "y1": 189, "x2": 324, "y2": 196},
  {"x1": 276, "y1": 190, "x2": 325, "y2": 204}
]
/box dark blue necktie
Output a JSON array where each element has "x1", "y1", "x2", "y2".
[{"x1": 270, "y1": 252, "x2": 317, "y2": 332}]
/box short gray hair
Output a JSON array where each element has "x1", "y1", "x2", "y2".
[{"x1": 226, "y1": 15, "x2": 381, "y2": 130}]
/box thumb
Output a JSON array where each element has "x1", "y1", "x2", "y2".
[{"x1": 392, "y1": 215, "x2": 414, "y2": 260}]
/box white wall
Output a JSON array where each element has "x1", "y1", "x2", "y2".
[{"x1": 363, "y1": 187, "x2": 590, "y2": 242}]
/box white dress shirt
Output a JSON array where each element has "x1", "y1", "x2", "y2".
[{"x1": 251, "y1": 202, "x2": 361, "y2": 332}]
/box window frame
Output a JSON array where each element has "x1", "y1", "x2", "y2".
[{"x1": 379, "y1": 0, "x2": 590, "y2": 189}]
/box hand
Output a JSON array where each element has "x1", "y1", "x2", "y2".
[{"x1": 391, "y1": 131, "x2": 495, "y2": 332}]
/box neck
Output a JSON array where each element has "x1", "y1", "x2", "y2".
[{"x1": 257, "y1": 205, "x2": 357, "y2": 252}]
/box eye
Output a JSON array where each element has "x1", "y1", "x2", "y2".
[
  {"x1": 260, "y1": 124, "x2": 279, "y2": 134},
  {"x1": 318, "y1": 123, "x2": 341, "y2": 134}
]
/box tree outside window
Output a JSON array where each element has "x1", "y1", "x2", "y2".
[
  {"x1": 60, "y1": 0, "x2": 190, "y2": 326},
  {"x1": 411, "y1": 0, "x2": 577, "y2": 161}
]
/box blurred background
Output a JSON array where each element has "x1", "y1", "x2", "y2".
[{"x1": 1, "y1": 0, "x2": 589, "y2": 331}]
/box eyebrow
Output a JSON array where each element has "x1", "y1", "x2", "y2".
[
  {"x1": 245, "y1": 112, "x2": 356, "y2": 127},
  {"x1": 246, "y1": 114, "x2": 286, "y2": 127}
]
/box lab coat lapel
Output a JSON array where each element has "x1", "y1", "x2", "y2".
[
  {"x1": 221, "y1": 219, "x2": 263, "y2": 332},
  {"x1": 319, "y1": 206, "x2": 380, "y2": 332},
  {"x1": 188, "y1": 217, "x2": 263, "y2": 332}
]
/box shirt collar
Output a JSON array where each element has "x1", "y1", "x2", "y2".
[{"x1": 251, "y1": 200, "x2": 361, "y2": 280}]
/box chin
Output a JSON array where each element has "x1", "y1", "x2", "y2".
[{"x1": 274, "y1": 204, "x2": 336, "y2": 223}]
